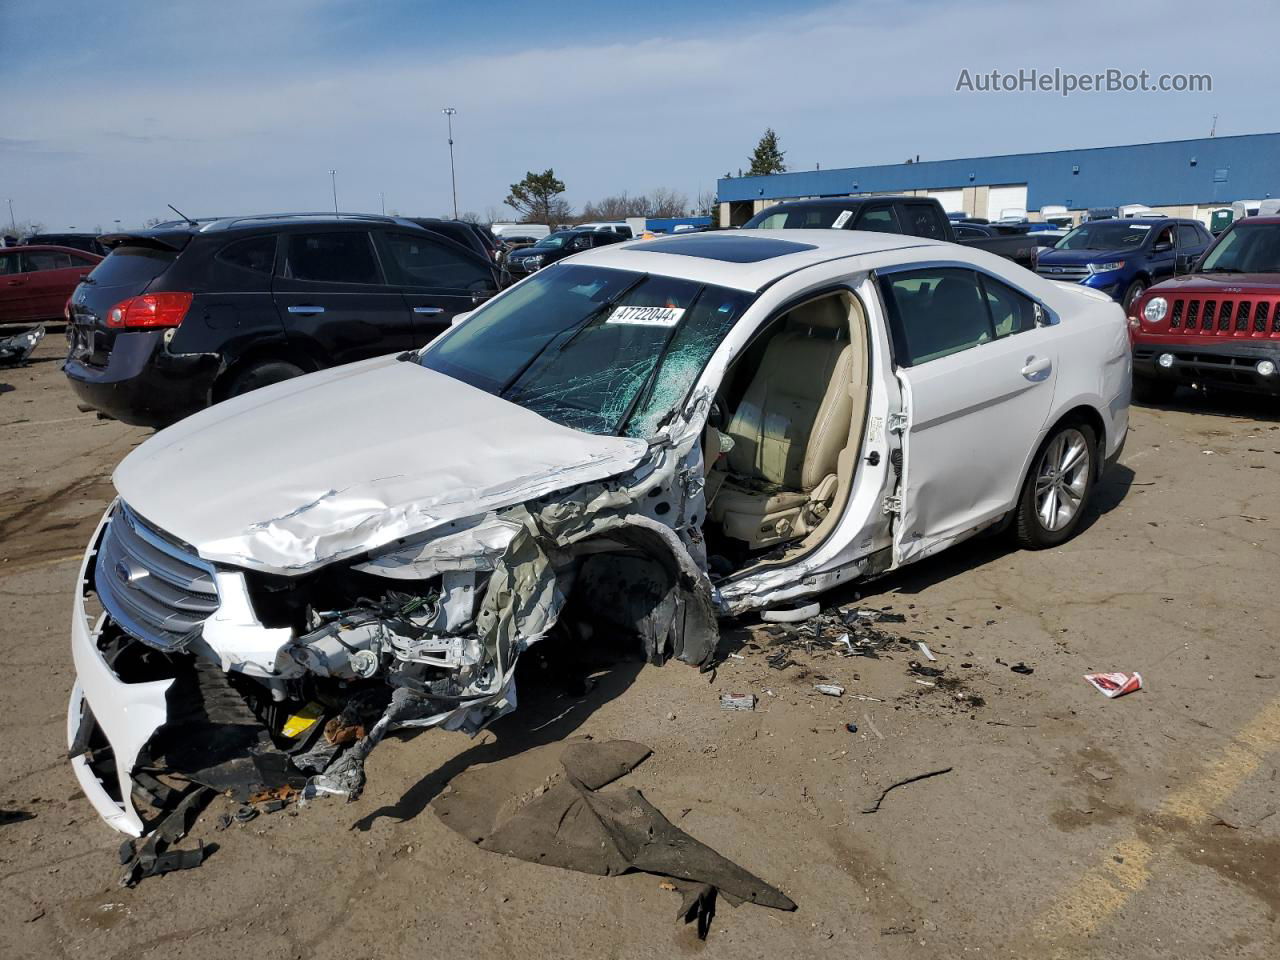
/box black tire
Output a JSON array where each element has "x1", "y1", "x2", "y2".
[
  {"x1": 222, "y1": 359, "x2": 307, "y2": 399},
  {"x1": 1013, "y1": 421, "x2": 1097, "y2": 550},
  {"x1": 1122, "y1": 278, "x2": 1148, "y2": 311},
  {"x1": 1132, "y1": 373, "x2": 1176, "y2": 405}
]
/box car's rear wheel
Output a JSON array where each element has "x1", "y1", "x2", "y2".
[
  {"x1": 1122, "y1": 279, "x2": 1148, "y2": 311},
  {"x1": 1132, "y1": 373, "x2": 1176, "y2": 405},
  {"x1": 222, "y1": 359, "x2": 307, "y2": 399},
  {"x1": 1014, "y1": 422, "x2": 1096, "y2": 549}
]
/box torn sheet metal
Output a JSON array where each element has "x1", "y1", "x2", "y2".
[
  {"x1": 112, "y1": 358, "x2": 648, "y2": 573},
  {"x1": 432, "y1": 738, "x2": 796, "y2": 923},
  {"x1": 352, "y1": 512, "x2": 523, "y2": 578}
]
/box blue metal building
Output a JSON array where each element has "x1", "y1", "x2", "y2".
[{"x1": 716, "y1": 132, "x2": 1280, "y2": 225}]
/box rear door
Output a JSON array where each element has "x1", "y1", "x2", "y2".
[
  {"x1": 20, "y1": 249, "x2": 97, "y2": 318},
  {"x1": 0, "y1": 249, "x2": 34, "y2": 321},
  {"x1": 880, "y1": 266, "x2": 1057, "y2": 564},
  {"x1": 853, "y1": 203, "x2": 903, "y2": 235},
  {"x1": 375, "y1": 230, "x2": 499, "y2": 347},
  {"x1": 273, "y1": 229, "x2": 414, "y2": 361}
]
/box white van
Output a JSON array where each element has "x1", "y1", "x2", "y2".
[
  {"x1": 1118, "y1": 204, "x2": 1164, "y2": 219},
  {"x1": 491, "y1": 222, "x2": 550, "y2": 240},
  {"x1": 576, "y1": 221, "x2": 635, "y2": 238},
  {"x1": 1038, "y1": 205, "x2": 1074, "y2": 228}
]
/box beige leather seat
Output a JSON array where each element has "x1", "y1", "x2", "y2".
[{"x1": 709, "y1": 297, "x2": 856, "y2": 549}]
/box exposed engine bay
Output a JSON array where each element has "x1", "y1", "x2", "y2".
[{"x1": 70, "y1": 427, "x2": 725, "y2": 848}]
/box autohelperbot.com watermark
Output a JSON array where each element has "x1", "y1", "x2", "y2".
[{"x1": 955, "y1": 67, "x2": 1212, "y2": 96}]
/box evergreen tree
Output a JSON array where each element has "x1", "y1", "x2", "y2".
[{"x1": 747, "y1": 129, "x2": 786, "y2": 176}]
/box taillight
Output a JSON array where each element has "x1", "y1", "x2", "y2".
[{"x1": 105, "y1": 292, "x2": 193, "y2": 329}]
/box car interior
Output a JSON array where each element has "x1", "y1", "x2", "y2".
[{"x1": 703, "y1": 290, "x2": 870, "y2": 570}]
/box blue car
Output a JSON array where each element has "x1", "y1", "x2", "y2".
[{"x1": 1034, "y1": 217, "x2": 1213, "y2": 310}]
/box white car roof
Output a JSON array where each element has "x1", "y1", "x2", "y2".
[{"x1": 568, "y1": 229, "x2": 946, "y2": 292}]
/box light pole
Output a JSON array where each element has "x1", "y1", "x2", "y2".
[
  {"x1": 6, "y1": 199, "x2": 14, "y2": 234},
  {"x1": 379, "y1": 191, "x2": 385, "y2": 215},
  {"x1": 442, "y1": 107, "x2": 458, "y2": 219},
  {"x1": 329, "y1": 169, "x2": 338, "y2": 214}
]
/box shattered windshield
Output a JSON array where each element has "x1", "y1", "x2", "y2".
[
  {"x1": 1198, "y1": 223, "x2": 1280, "y2": 274},
  {"x1": 419, "y1": 264, "x2": 754, "y2": 438},
  {"x1": 1055, "y1": 222, "x2": 1151, "y2": 251}
]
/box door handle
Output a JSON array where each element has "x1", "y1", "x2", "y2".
[
  {"x1": 6, "y1": 279, "x2": 22, "y2": 285},
  {"x1": 1021, "y1": 356, "x2": 1052, "y2": 379},
  {"x1": 287, "y1": 305, "x2": 325, "y2": 315},
  {"x1": 413, "y1": 306, "x2": 445, "y2": 315}
]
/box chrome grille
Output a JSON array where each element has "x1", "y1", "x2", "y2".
[
  {"x1": 1035, "y1": 264, "x2": 1091, "y2": 281},
  {"x1": 94, "y1": 504, "x2": 219, "y2": 651}
]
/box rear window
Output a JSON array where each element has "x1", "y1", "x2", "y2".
[
  {"x1": 748, "y1": 206, "x2": 850, "y2": 229},
  {"x1": 87, "y1": 246, "x2": 177, "y2": 287}
]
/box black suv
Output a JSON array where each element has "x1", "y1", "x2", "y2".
[
  {"x1": 504, "y1": 228, "x2": 627, "y2": 282},
  {"x1": 65, "y1": 213, "x2": 500, "y2": 427}
]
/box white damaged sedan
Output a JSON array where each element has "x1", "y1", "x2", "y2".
[{"x1": 69, "y1": 230, "x2": 1130, "y2": 835}]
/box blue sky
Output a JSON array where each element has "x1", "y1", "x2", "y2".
[{"x1": 0, "y1": 0, "x2": 1273, "y2": 230}]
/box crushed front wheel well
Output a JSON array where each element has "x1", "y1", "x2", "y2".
[{"x1": 558, "y1": 521, "x2": 719, "y2": 668}]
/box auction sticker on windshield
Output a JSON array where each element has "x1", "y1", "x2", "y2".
[
  {"x1": 607, "y1": 305, "x2": 686, "y2": 327},
  {"x1": 831, "y1": 210, "x2": 854, "y2": 229}
]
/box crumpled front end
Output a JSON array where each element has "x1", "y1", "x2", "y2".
[{"x1": 69, "y1": 424, "x2": 720, "y2": 836}]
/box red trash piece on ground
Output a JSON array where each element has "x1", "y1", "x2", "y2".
[{"x1": 1084, "y1": 672, "x2": 1143, "y2": 698}]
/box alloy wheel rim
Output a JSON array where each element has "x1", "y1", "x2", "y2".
[{"x1": 1034, "y1": 428, "x2": 1090, "y2": 532}]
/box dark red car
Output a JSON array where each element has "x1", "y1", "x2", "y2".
[
  {"x1": 0, "y1": 244, "x2": 102, "y2": 324},
  {"x1": 1129, "y1": 216, "x2": 1280, "y2": 402}
]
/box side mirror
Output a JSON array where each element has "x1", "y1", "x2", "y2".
[{"x1": 1153, "y1": 241, "x2": 1173, "y2": 252}]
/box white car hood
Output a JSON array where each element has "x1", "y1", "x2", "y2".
[{"x1": 114, "y1": 355, "x2": 649, "y2": 573}]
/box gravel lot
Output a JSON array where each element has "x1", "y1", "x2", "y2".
[{"x1": 2, "y1": 335, "x2": 1278, "y2": 959}]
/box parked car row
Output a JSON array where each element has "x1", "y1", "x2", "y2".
[{"x1": 744, "y1": 196, "x2": 1053, "y2": 269}]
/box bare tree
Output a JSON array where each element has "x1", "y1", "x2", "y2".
[
  {"x1": 696, "y1": 190, "x2": 717, "y2": 219},
  {"x1": 648, "y1": 187, "x2": 688, "y2": 218},
  {"x1": 483, "y1": 205, "x2": 504, "y2": 225},
  {"x1": 580, "y1": 192, "x2": 649, "y2": 221}
]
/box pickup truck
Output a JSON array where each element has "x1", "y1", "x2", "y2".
[
  {"x1": 1128, "y1": 215, "x2": 1280, "y2": 402},
  {"x1": 743, "y1": 196, "x2": 1044, "y2": 268}
]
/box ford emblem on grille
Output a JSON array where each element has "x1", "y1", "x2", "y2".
[
  {"x1": 115, "y1": 558, "x2": 147, "y2": 587},
  {"x1": 1051, "y1": 268, "x2": 1063, "y2": 274}
]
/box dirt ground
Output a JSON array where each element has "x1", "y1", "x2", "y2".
[{"x1": 2, "y1": 334, "x2": 1278, "y2": 959}]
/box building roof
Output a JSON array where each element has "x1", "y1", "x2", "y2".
[{"x1": 718, "y1": 132, "x2": 1280, "y2": 210}]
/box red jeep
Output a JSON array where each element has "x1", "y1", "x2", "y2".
[{"x1": 1129, "y1": 216, "x2": 1280, "y2": 403}]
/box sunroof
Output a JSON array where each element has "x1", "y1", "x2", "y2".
[{"x1": 629, "y1": 235, "x2": 817, "y2": 263}]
